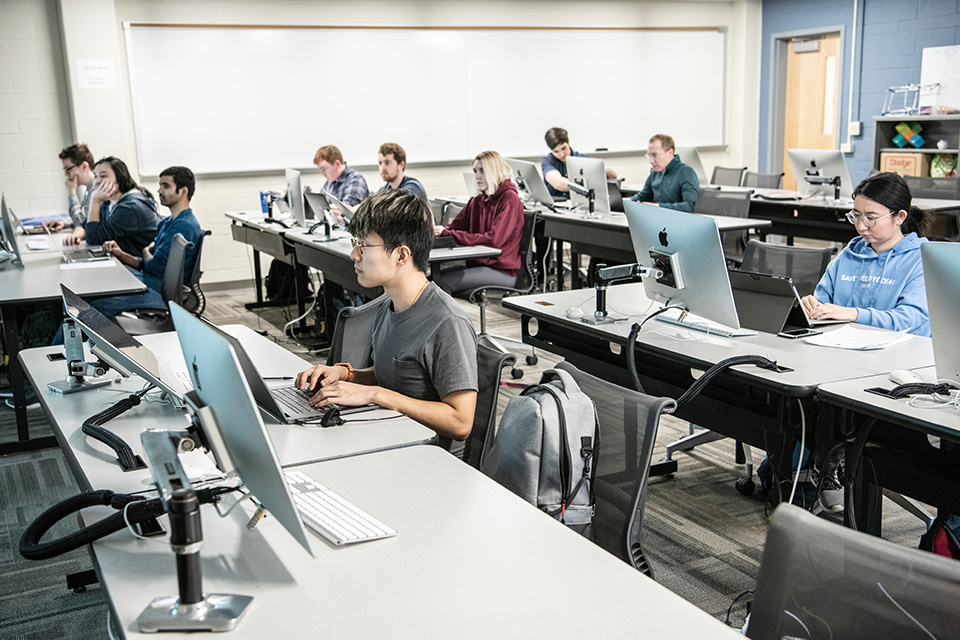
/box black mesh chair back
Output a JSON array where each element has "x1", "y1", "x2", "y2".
[
  {"x1": 711, "y1": 166, "x2": 747, "y2": 187},
  {"x1": 748, "y1": 504, "x2": 960, "y2": 640},
  {"x1": 694, "y1": 188, "x2": 752, "y2": 265},
  {"x1": 182, "y1": 229, "x2": 211, "y2": 315},
  {"x1": 463, "y1": 337, "x2": 516, "y2": 470},
  {"x1": 556, "y1": 361, "x2": 675, "y2": 578},
  {"x1": 903, "y1": 175, "x2": 960, "y2": 199},
  {"x1": 742, "y1": 171, "x2": 784, "y2": 189},
  {"x1": 325, "y1": 294, "x2": 390, "y2": 368},
  {"x1": 607, "y1": 180, "x2": 625, "y2": 213},
  {"x1": 740, "y1": 239, "x2": 834, "y2": 298},
  {"x1": 114, "y1": 233, "x2": 194, "y2": 335}
]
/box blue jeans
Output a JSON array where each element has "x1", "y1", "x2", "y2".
[{"x1": 52, "y1": 288, "x2": 166, "y2": 344}]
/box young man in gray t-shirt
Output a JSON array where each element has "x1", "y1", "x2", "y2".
[{"x1": 296, "y1": 189, "x2": 478, "y2": 455}]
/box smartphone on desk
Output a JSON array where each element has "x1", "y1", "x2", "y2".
[{"x1": 777, "y1": 327, "x2": 822, "y2": 339}]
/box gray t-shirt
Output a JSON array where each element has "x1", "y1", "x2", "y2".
[{"x1": 371, "y1": 282, "x2": 478, "y2": 455}]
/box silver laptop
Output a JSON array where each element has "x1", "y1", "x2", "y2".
[
  {"x1": 322, "y1": 190, "x2": 356, "y2": 223},
  {"x1": 505, "y1": 158, "x2": 555, "y2": 209},
  {"x1": 0, "y1": 193, "x2": 24, "y2": 267}
]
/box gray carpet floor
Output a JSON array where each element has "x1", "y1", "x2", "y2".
[{"x1": 0, "y1": 283, "x2": 933, "y2": 637}]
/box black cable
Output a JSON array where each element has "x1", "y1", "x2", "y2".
[
  {"x1": 674, "y1": 355, "x2": 781, "y2": 410},
  {"x1": 843, "y1": 416, "x2": 879, "y2": 531},
  {"x1": 81, "y1": 388, "x2": 152, "y2": 471},
  {"x1": 19, "y1": 486, "x2": 236, "y2": 561},
  {"x1": 625, "y1": 306, "x2": 684, "y2": 395}
]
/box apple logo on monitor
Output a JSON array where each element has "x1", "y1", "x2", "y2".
[{"x1": 658, "y1": 227, "x2": 669, "y2": 247}]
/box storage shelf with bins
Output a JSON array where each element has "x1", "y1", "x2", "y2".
[{"x1": 873, "y1": 115, "x2": 960, "y2": 171}]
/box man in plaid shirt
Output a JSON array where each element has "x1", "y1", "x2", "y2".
[{"x1": 314, "y1": 145, "x2": 369, "y2": 207}]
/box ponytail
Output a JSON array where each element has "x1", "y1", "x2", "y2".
[{"x1": 901, "y1": 204, "x2": 928, "y2": 237}]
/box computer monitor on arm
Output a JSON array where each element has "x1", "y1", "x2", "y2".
[
  {"x1": 284, "y1": 168, "x2": 308, "y2": 227},
  {"x1": 566, "y1": 156, "x2": 611, "y2": 215},
  {"x1": 0, "y1": 193, "x2": 23, "y2": 268},
  {"x1": 921, "y1": 242, "x2": 960, "y2": 385},
  {"x1": 505, "y1": 158, "x2": 555, "y2": 209},
  {"x1": 787, "y1": 149, "x2": 854, "y2": 201},
  {"x1": 623, "y1": 201, "x2": 741, "y2": 329}
]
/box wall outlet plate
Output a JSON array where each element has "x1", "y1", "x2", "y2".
[
  {"x1": 840, "y1": 142, "x2": 854, "y2": 154},
  {"x1": 848, "y1": 121, "x2": 861, "y2": 136}
]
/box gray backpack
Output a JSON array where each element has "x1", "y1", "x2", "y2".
[{"x1": 481, "y1": 368, "x2": 599, "y2": 536}]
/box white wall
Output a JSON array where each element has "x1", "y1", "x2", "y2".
[{"x1": 3, "y1": 0, "x2": 763, "y2": 285}]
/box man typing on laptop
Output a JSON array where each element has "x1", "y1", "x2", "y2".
[{"x1": 296, "y1": 189, "x2": 479, "y2": 458}]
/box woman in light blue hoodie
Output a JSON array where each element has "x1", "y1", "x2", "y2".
[{"x1": 800, "y1": 172, "x2": 930, "y2": 337}]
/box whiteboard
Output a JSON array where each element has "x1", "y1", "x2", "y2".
[
  {"x1": 920, "y1": 44, "x2": 960, "y2": 112},
  {"x1": 124, "y1": 25, "x2": 725, "y2": 175}
]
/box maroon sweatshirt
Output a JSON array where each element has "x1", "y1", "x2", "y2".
[{"x1": 442, "y1": 179, "x2": 524, "y2": 275}]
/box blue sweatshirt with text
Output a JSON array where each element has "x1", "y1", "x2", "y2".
[{"x1": 813, "y1": 232, "x2": 930, "y2": 336}]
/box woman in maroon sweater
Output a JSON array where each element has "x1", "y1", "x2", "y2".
[{"x1": 434, "y1": 150, "x2": 524, "y2": 295}]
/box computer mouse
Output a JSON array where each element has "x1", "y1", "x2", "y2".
[
  {"x1": 889, "y1": 369, "x2": 923, "y2": 386},
  {"x1": 320, "y1": 405, "x2": 345, "y2": 427},
  {"x1": 565, "y1": 307, "x2": 585, "y2": 320}
]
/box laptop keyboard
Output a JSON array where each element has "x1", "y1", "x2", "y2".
[
  {"x1": 285, "y1": 469, "x2": 396, "y2": 545},
  {"x1": 271, "y1": 385, "x2": 316, "y2": 414},
  {"x1": 63, "y1": 248, "x2": 106, "y2": 261}
]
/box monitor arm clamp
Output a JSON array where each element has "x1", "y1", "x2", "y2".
[
  {"x1": 47, "y1": 318, "x2": 114, "y2": 395},
  {"x1": 567, "y1": 180, "x2": 597, "y2": 218},
  {"x1": 804, "y1": 173, "x2": 842, "y2": 201},
  {"x1": 584, "y1": 263, "x2": 663, "y2": 325},
  {"x1": 136, "y1": 410, "x2": 251, "y2": 633}
]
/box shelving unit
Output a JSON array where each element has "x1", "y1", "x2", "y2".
[{"x1": 873, "y1": 115, "x2": 960, "y2": 172}]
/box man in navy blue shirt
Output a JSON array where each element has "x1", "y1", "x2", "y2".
[
  {"x1": 377, "y1": 142, "x2": 428, "y2": 202},
  {"x1": 540, "y1": 127, "x2": 617, "y2": 199}
]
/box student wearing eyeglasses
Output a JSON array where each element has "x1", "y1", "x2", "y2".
[
  {"x1": 296, "y1": 189, "x2": 478, "y2": 458},
  {"x1": 800, "y1": 171, "x2": 930, "y2": 337},
  {"x1": 47, "y1": 143, "x2": 97, "y2": 244}
]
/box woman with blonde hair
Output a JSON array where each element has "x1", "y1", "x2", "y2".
[{"x1": 433, "y1": 150, "x2": 524, "y2": 295}]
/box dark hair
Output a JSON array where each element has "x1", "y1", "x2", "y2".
[
  {"x1": 544, "y1": 127, "x2": 569, "y2": 150},
  {"x1": 852, "y1": 171, "x2": 928, "y2": 236},
  {"x1": 94, "y1": 156, "x2": 155, "y2": 203},
  {"x1": 378, "y1": 142, "x2": 406, "y2": 166},
  {"x1": 159, "y1": 165, "x2": 196, "y2": 200},
  {"x1": 348, "y1": 189, "x2": 432, "y2": 273},
  {"x1": 59, "y1": 143, "x2": 94, "y2": 170}
]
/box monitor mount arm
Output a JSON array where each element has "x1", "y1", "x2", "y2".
[
  {"x1": 136, "y1": 402, "x2": 251, "y2": 633},
  {"x1": 804, "y1": 173, "x2": 842, "y2": 201},
  {"x1": 584, "y1": 263, "x2": 663, "y2": 325},
  {"x1": 47, "y1": 318, "x2": 113, "y2": 395},
  {"x1": 567, "y1": 180, "x2": 597, "y2": 218}
]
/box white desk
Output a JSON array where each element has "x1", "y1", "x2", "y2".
[
  {"x1": 19, "y1": 325, "x2": 435, "y2": 494},
  {"x1": 91, "y1": 445, "x2": 740, "y2": 639},
  {"x1": 1, "y1": 235, "x2": 146, "y2": 452}
]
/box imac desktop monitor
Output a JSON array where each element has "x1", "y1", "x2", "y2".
[
  {"x1": 60, "y1": 285, "x2": 189, "y2": 399},
  {"x1": 169, "y1": 302, "x2": 313, "y2": 555},
  {"x1": 566, "y1": 156, "x2": 611, "y2": 214},
  {"x1": 624, "y1": 201, "x2": 741, "y2": 329},
  {"x1": 0, "y1": 193, "x2": 24, "y2": 267},
  {"x1": 787, "y1": 149, "x2": 854, "y2": 200},
  {"x1": 284, "y1": 168, "x2": 308, "y2": 227},
  {"x1": 505, "y1": 158, "x2": 555, "y2": 208},
  {"x1": 921, "y1": 242, "x2": 960, "y2": 383},
  {"x1": 675, "y1": 146, "x2": 708, "y2": 186}
]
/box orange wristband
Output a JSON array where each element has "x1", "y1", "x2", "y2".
[{"x1": 334, "y1": 362, "x2": 354, "y2": 382}]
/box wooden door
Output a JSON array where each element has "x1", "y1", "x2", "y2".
[{"x1": 782, "y1": 33, "x2": 842, "y2": 190}]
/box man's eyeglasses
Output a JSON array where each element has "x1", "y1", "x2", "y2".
[
  {"x1": 845, "y1": 211, "x2": 894, "y2": 228},
  {"x1": 62, "y1": 164, "x2": 78, "y2": 175},
  {"x1": 350, "y1": 237, "x2": 384, "y2": 255}
]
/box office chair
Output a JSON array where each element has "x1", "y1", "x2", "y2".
[
  {"x1": 747, "y1": 503, "x2": 960, "y2": 640},
  {"x1": 740, "y1": 239, "x2": 835, "y2": 298},
  {"x1": 710, "y1": 166, "x2": 747, "y2": 187},
  {"x1": 463, "y1": 336, "x2": 517, "y2": 470},
  {"x1": 607, "y1": 180, "x2": 625, "y2": 213},
  {"x1": 665, "y1": 239, "x2": 834, "y2": 493},
  {"x1": 113, "y1": 233, "x2": 195, "y2": 335},
  {"x1": 428, "y1": 199, "x2": 446, "y2": 225},
  {"x1": 556, "y1": 361, "x2": 675, "y2": 578},
  {"x1": 180, "y1": 229, "x2": 212, "y2": 316},
  {"x1": 464, "y1": 210, "x2": 540, "y2": 379},
  {"x1": 441, "y1": 201, "x2": 463, "y2": 226},
  {"x1": 741, "y1": 171, "x2": 784, "y2": 189},
  {"x1": 325, "y1": 294, "x2": 390, "y2": 368},
  {"x1": 693, "y1": 187, "x2": 752, "y2": 266},
  {"x1": 904, "y1": 175, "x2": 960, "y2": 241}
]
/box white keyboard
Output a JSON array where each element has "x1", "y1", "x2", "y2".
[
  {"x1": 26, "y1": 237, "x2": 50, "y2": 250},
  {"x1": 655, "y1": 309, "x2": 758, "y2": 337},
  {"x1": 285, "y1": 470, "x2": 396, "y2": 546}
]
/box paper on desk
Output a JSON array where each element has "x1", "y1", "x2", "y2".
[
  {"x1": 802, "y1": 325, "x2": 913, "y2": 350},
  {"x1": 59, "y1": 258, "x2": 117, "y2": 270}
]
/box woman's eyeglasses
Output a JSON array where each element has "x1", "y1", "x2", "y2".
[{"x1": 845, "y1": 211, "x2": 894, "y2": 228}]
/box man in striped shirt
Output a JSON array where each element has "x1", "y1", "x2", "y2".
[{"x1": 314, "y1": 144, "x2": 369, "y2": 209}]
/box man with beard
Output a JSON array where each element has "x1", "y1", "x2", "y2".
[{"x1": 376, "y1": 142, "x2": 428, "y2": 202}]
